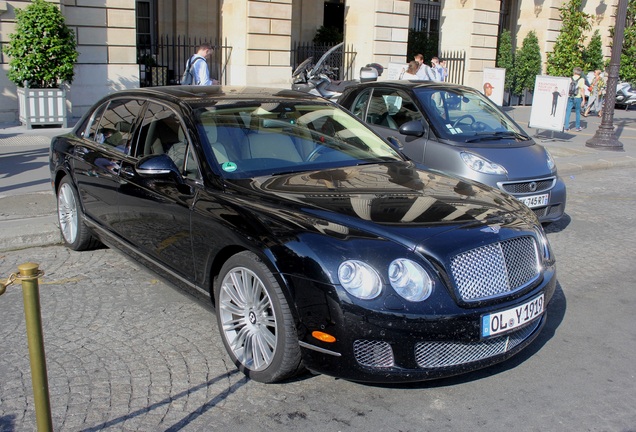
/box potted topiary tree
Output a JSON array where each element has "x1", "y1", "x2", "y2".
[{"x1": 4, "y1": 0, "x2": 79, "y2": 128}]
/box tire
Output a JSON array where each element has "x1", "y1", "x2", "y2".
[
  {"x1": 214, "y1": 251, "x2": 302, "y2": 383},
  {"x1": 57, "y1": 177, "x2": 100, "y2": 251}
]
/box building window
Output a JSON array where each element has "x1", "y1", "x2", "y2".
[{"x1": 411, "y1": 0, "x2": 441, "y2": 36}]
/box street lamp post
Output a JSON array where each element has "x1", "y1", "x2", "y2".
[{"x1": 586, "y1": 0, "x2": 628, "y2": 151}]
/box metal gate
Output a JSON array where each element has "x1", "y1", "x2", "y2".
[{"x1": 138, "y1": 35, "x2": 232, "y2": 87}]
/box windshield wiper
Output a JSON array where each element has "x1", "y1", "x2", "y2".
[{"x1": 465, "y1": 131, "x2": 529, "y2": 143}]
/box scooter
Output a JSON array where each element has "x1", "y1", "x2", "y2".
[
  {"x1": 292, "y1": 42, "x2": 381, "y2": 101},
  {"x1": 615, "y1": 82, "x2": 636, "y2": 110}
]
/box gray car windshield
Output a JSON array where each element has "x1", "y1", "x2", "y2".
[
  {"x1": 412, "y1": 88, "x2": 530, "y2": 143},
  {"x1": 195, "y1": 102, "x2": 403, "y2": 178}
]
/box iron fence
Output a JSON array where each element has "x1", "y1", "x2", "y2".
[
  {"x1": 440, "y1": 50, "x2": 466, "y2": 85},
  {"x1": 138, "y1": 35, "x2": 232, "y2": 86}
]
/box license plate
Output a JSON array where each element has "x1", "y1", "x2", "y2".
[
  {"x1": 519, "y1": 193, "x2": 549, "y2": 208},
  {"x1": 482, "y1": 294, "x2": 544, "y2": 338}
]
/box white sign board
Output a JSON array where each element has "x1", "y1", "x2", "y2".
[
  {"x1": 482, "y1": 68, "x2": 506, "y2": 106},
  {"x1": 529, "y1": 75, "x2": 570, "y2": 132},
  {"x1": 387, "y1": 62, "x2": 408, "y2": 80}
]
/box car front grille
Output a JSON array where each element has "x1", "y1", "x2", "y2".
[
  {"x1": 500, "y1": 177, "x2": 556, "y2": 194},
  {"x1": 353, "y1": 340, "x2": 394, "y2": 368},
  {"x1": 450, "y1": 236, "x2": 540, "y2": 302},
  {"x1": 414, "y1": 319, "x2": 541, "y2": 368}
]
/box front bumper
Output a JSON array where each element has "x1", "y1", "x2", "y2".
[{"x1": 293, "y1": 268, "x2": 557, "y2": 384}]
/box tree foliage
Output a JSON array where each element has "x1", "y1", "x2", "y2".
[
  {"x1": 512, "y1": 31, "x2": 542, "y2": 96},
  {"x1": 618, "y1": 0, "x2": 636, "y2": 83},
  {"x1": 546, "y1": 0, "x2": 591, "y2": 77},
  {"x1": 5, "y1": 0, "x2": 78, "y2": 88},
  {"x1": 496, "y1": 29, "x2": 514, "y2": 91},
  {"x1": 407, "y1": 29, "x2": 439, "y2": 63},
  {"x1": 313, "y1": 26, "x2": 343, "y2": 45},
  {"x1": 582, "y1": 30, "x2": 604, "y2": 71}
]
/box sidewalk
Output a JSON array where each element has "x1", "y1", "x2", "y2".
[{"x1": 1, "y1": 106, "x2": 635, "y2": 252}]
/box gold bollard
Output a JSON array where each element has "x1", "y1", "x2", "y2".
[{"x1": 18, "y1": 262, "x2": 53, "y2": 432}]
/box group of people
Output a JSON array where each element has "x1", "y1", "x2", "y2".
[
  {"x1": 401, "y1": 54, "x2": 447, "y2": 82},
  {"x1": 563, "y1": 66, "x2": 607, "y2": 132}
]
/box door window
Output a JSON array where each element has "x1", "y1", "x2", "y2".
[
  {"x1": 367, "y1": 88, "x2": 423, "y2": 130},
  {"x1": 88, "y1": 99, "x2": 144, "y2": 155},
  {"x1": 136, "y1": 102, "x2": 200, "y2": 179}
]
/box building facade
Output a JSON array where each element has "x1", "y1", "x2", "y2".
[{"x1": 0, "y1": 0, "x2": 619, "y2": 123}]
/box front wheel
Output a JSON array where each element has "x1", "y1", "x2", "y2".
[
  {"x1": 214, "y1": 251, "x2": 302, "y2": 383},
  {"x1": 57, "y1": 177, "x2": 100, "y2": 250}
]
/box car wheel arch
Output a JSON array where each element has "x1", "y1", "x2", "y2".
[{"x1": 207, "y1": 245, "x2": 299, "y2": 315}]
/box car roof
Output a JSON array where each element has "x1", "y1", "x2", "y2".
[
  {"x1": 100, "y1": 86, "x2": 329, "y2": 105},
  {"x1": 345, "y1": 80, "x2": 476, "y2": 93}
]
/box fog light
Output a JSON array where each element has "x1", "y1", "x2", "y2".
[{"x1": 312, "y1": 331, "x2": 336, "y2": 343}]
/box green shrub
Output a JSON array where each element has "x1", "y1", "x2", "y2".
[{"x1": 5, "y1": 0, "x2": 79, "y2": 88}]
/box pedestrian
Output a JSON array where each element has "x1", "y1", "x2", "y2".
[
  {"x1": 414, "y1": 54, "x2": 436, "y2": 80},
  {"x1": 400, "y1": 61, "x2": 420, "y2": 79},
  {"x1": 583, "y1": 69, "x2": 605, "y2": 117},
  {"x1": 563, "y1": 67, "x2": 586, "y2": 132},
  {"x1": 431, "y1": 57, "x2": 445, "y2": 82},
  {"x1": 184, "y1": 43, "x2": 218, "y2": 85}
]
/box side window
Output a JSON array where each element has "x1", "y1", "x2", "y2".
[
  {"x1": 93, "y1": 99, "x2": 144, "y2": 154},
  {"x1": 367, "y1": 89, "x2": 424, "y2": 131},
  {"x1": 85, "y1": 102, "x2": 108, "y2": 141},
  {"x1": 136, "y1": 102, "x2": 200, "y2": 179},
  {"x1": 350, "y1": 90, "x2": 371, "y2": 120},
  {"x1": 391, "y1": 92, "x2": 424, "y2": 129},
  {"x1": 367, "y1": 89, "x2": 398, "y2": 130}
]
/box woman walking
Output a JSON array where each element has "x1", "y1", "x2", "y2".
[{"x1": 583, "y1": 70, "x2": 606, "y2": 117}]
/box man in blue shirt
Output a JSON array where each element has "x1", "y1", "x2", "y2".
[{"x1": 187, "y1": 43, "x2": 218, "y2": 85}]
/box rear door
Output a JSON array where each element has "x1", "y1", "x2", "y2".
[{"x1": 72, "y1": 98, "x2": 142, "y2": 230}]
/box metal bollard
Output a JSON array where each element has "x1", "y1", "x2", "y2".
[{"x1": 1, "y1": 263, "x2": 53, "y2": 432}]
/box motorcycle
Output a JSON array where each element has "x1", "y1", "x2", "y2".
[
  {"x1": 292, "y1": 42, "x2": 381, "y2": 101},
  {"x1": 615, "y1": 82, "x2": 636, "y2": 110}
]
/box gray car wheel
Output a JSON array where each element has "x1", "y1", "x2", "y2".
[
  {"x1": 57, "y1": 177, "x2": 99, "y2": 250},
  {"x1": 215, "y1": 251, "x2": 302, "y2": 383}
]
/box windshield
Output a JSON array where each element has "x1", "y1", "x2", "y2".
[
  {"x1": 412, "y1": 87, "x2": 530, "y2": 143},
  {"x1": 195, "y1": 102, "x2": 403, "y2": 179}
]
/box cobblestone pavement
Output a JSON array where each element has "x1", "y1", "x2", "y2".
[{"x1": 1, "y1": 167, "x2": 635, "y2": 431}]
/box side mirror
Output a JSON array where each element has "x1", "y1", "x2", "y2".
[
  {"x1": 399, "y1": 120, "x2": 427, "y2": 138},
  {"x1": 135, "y1": 154, "x2": 181, "y2": 179}
]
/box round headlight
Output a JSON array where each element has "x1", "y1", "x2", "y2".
[
  {"x1": 388, "y1": 259, "x2": 433, "y2": 302},
  {"x1": 338, "y1": 260, "x2": 382, "y2": 300},
  {"x1": 460, "y1": 152, "x2": 507, "y2": 175}
]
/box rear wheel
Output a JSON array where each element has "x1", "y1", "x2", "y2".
[
  {"x1": 57, "y1": 177, "x2": 100, "y2": 250},
  {"x1": 214, "y1": 251, "x2": 302, "y2": 383}
]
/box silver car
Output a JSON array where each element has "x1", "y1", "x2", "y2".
[{"x1": 338, "y1": 81, "x2": 566, "y2": 223}]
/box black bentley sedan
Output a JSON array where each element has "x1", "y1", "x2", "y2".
[{"x1": 50, "y1": 86, "x2": 556, "y2": 384}]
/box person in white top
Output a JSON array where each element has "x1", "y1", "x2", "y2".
[{"x1": 401, "y1": 61, "x2": 420, "y2": 79}]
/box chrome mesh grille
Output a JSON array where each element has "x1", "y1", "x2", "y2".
[
  {"x1": 500, "y1": 178, "x2": 555, "y2": 194},
  {"x1": 450, "y1": 236, "x2": 540, "y2": 302},
  {"x1": 353, "y1": 340, "x2": 394, "y2": 368},
  {"x1": 415, "y1": 319, "x2": 540, "y2": 368}
]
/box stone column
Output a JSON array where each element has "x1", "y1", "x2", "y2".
[
  {"x1": 222, "y1": 0, "x2": 292, "y2": 87},
  {"x1": 344, "y1": 0, "x2": 411, "y2": 78},
  {"x1": 440, "y1": 0, "x2": 501, "y2": 89}
]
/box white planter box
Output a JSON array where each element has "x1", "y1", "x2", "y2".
[{"x1": 17, "y1": 87, "x2": 68, "y2": 129}]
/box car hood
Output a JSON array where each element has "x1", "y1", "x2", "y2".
[{"x1": 227, "y1": 162, "x2": 535, "y2": 250}]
